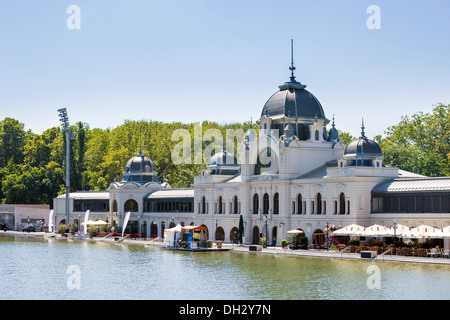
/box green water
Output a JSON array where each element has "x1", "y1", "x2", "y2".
[{"x1": 0, "y1": 235, "x2": 448, "y2": 300}]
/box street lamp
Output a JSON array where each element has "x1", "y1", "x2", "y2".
[
  {"x1": 326, "y1": 220, "x2": 329, "y2": 250},
  {"x1": 58, "y1": 108, "x2": 74, "y2": 226},
  {"x1": 393, "y1": 219, "x2": 398, "y2": 254}
]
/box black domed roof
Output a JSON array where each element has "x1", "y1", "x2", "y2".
[
  {"x1": 121, "y1": 151, "x2": 159, "y2": 184},
  {"x1": 262, "y1": 81, "x2": 325, "y2": 120},
  {"x1": 207, "y1": 150, "x2": 238, "y2": 166},
  {"x1": 206, "y1": 150, "x2": 239, "y2": 175},
  {"x1": 124, "y1": 151, "x2": 157, "y2": 173},
  {"x1": 344, "y1": 138, "x2": 383, "y2": 157}
]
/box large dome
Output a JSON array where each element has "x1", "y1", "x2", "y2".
[{"x1": 262, "y1": 81, "x2": 326, "y2": 121}]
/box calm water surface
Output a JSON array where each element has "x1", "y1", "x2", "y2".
[{"x1": 0, "y1": 235, "x2": 449, "y2": 300}]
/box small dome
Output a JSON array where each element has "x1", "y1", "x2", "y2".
[
  {"x1": 344, "y1": 138, "x2": 382, "y2": 157},
  {"x1": 124, "y1": 152, "x2": 157, "y2": 173},
  {"x1": 121, "y1": 151, "x2": 159, "y2": 183},
  {"x1": 206, "y1": 150, "x2": 240, "y2": 175}
]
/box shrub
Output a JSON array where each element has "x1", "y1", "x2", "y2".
[
  {"x1": 260, "y1": 237, "x2": 268, "y2": 246},
  {"x1": 281, "y1": 239, "x2": 289, "y2": 247},
  {"x1": 58, "y1": 224, "x2": 68, "y2": 234},
  {"x1": 369, "y1": 239, "x2": 384, "y2": 247},
  {"x1": 348, "y1": 239, "x2": 360, "y2": 246}
]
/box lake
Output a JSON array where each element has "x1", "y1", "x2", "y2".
[{"x1": 0, "y1": 234, "x2": 449, "y2": 300}]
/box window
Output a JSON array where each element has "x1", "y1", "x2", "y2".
[
  {"x1": 218, "y1": 196, "x2": 223, "y2": 214},
  {"x1": 339, "y1": 193, "x2": 346, "y2": 214},
  {"x1": 297, "y1": 194, "x2": 303, "y2": 214},
  {"x1": 273, "y1": 193, "x2": 279, "y2": 214},
  {"x1": 201, "y1": 196, "x2": 206, "y2": 214},
  {"x1": 253, "y1": 194, "x2": 259, "y2": 214},
  {"x1": 316, "y1": 193, "x2": 322, "y2": 214},
  {"x1": 124, "y1": 199, "x2": 138, "y2": 212},
  {"x1": 233, "y1": 195, "x2": 239, "y2": 214},
  {"x1": 315, "y1": 130, "x2": 319, "y2": 141},
  {"x1": 263, "y1": 193, "x2": 269, "y2": 215}
]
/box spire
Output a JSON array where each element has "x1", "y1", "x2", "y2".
[
  {"x1": 360, "y1": 117, "x2": 366, "y2": 139},
  {"x1": 332, "y1": 114, "x2": 336, "y2": 129},
  {"x1": 138, "y1": 126, "x2": 143, "y2": 155},
  {"x1": 289, "y1": 38, "x2": 296, "y2": 82}
]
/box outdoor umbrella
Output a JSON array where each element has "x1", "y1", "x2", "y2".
[
  {"x1": 405, "y1": 225, "x2": 439, "y2": 239},
  {"x1": 384, "y1": 224, "x2": 410, "y2": 238},
  {"x1": 358, "y1": 224, "x2": 388, "y2": 237},
  {"x1": 287, "y1": 229, "x2": 304, "y2": 234},
  {"x1": 332, "y1": 224, "x2": 364, "y2": 236},
  {"x1": 81, "y1": 220, "x2": 108, "y2": 226},
  {"x1": 428, "y1": 226, "x2": 450, "y2": 239}
]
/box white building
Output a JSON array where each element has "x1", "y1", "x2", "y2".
[{"x1": 53, "y1": 57, "x2": 450, "y2": 247}]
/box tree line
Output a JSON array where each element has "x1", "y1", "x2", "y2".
[{"x1": 0, "y1": 103, "x2": 449, "y2": 206}]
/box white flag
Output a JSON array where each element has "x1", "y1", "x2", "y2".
[
  {"x1": 122, "y1": 211, "x2": 131, "y2": 237},
  {"x1": 83, "y1": 210, "x2": 90, "y2": 235},
  {"x1": 48, "y1": 210, "x2": 54, "y2": 232}
]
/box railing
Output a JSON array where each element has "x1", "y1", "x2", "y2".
[{"x1": 374, "y1": 247, "x2": 393, "y2": 261}]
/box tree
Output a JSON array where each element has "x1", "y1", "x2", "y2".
[
  {"x1": 378, "y1": 104, "x2": 450, "y2": 177},
  {"x1": 0, "y1": 117, "x2": 26, "y2": 167}
]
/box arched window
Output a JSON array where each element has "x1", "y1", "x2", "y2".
[
  {"x1": 218, "y1": 196, "x2": 223, "y2": 214},
  {"x1": 316, "y1": 193, "x2": 322, "y2": 214},
  {"x1": 297, "y1": 194, "x2": 303, "y2": 214},
  {"x1": 339, "y1": 193, "x2": 346, "y2": 214},
  {"x1": 124, "y1": 199, "x2": 138, "y2": 212},
  {"x1": 263, "y1": 193, "x2": 269, "y2": 215},
  {"x1": 253, "y1": 194, "x2": 259, "y2": 214},
  {"x1": 233, "y1": 195, "x2": 239, "y2": 214},
  {"x1": 315, "y1": 130, "x2": 319, "y2": 141},
  {"x1": 201, "y1": 196, "x2": 206, "y2": 214},
  {"x1": 273, "y1": 193, "x2": 279, "y2": 214}
]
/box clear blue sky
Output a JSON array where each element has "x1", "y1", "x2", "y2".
[{"x1": 0, "y1": 0, "x2": 449, "y2": 139}]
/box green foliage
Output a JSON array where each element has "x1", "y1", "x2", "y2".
[
  {"x1": 58, "y1": 224, "x2": 68, "y2": 234},
  {"x1": 378, "y1": 103, "x2": 450, "y2": 177},
  {"x1": 1, "y1": 104, "x2": 450, "y2": 205},
  {"x1": 281, "y1": 239, "x2": 289, "y2": 247}
]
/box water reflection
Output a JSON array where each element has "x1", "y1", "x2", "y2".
[{"x1": 0, "y1": 235, "x2": 449, "y2": 300}]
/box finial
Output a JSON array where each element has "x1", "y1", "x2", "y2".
[
  {"x1": 332, "y1": 114, "x2": 335, "y2": 128},
  {"x1": 314, "y1": 114, "x2": 318, "y2": 123},
  {"x1": 360, "y1": 117, "x2": 366, "y2": 139},
  {"x1": 289, "y1": 38, "x2": 296, "y2": 82}
]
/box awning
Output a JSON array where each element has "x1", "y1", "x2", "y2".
[{"x1": 181, "y1": 225, "x2": 207, "y2": 232}]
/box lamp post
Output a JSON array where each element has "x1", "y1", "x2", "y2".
[
  {"x1": 393, "y1": 219, "x2": 397, "y2": 253},
  {"x1": 326, "y1": 220, "x2": 329, "y2": 250},
  {"x1": 58, "y1": 108, "x2": 73, "y2": 226}
]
